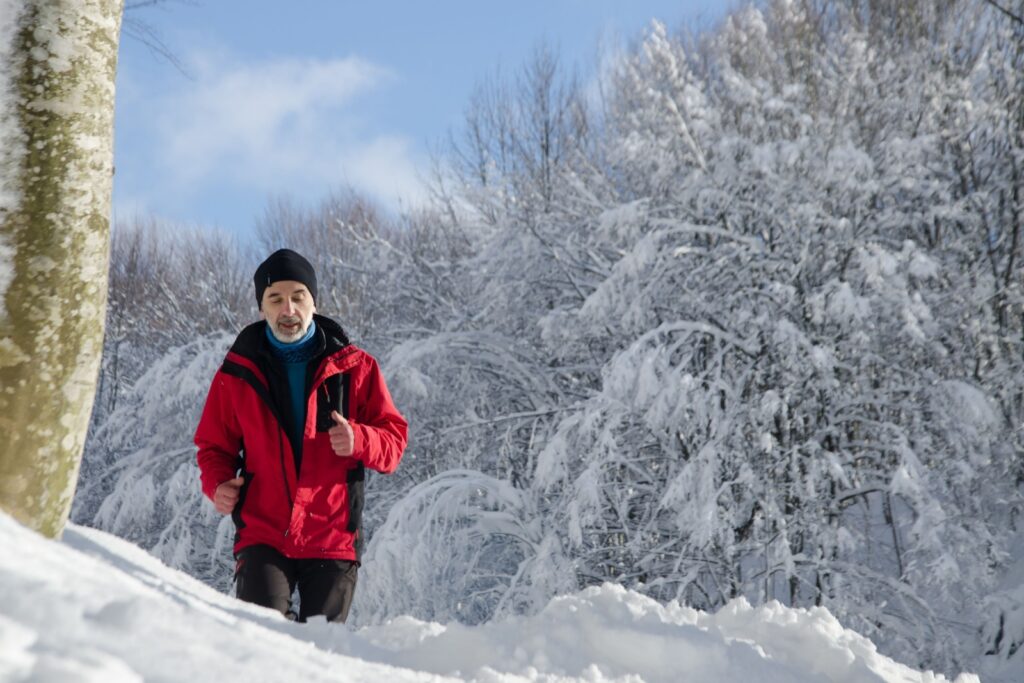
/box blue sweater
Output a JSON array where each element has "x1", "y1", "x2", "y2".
[{"x1": 265, "y1": 320, "x2": 319, "y2": 448}]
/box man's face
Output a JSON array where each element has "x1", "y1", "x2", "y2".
[{"x1": 260, "y1": 280, "x2": 316, "y2": 343}]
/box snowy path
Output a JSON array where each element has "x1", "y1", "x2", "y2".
[{"x1": 0, "y1": 513, "x2": 976, "y2": 682}]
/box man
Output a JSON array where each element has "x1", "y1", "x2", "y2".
[{"x1": 194, "y1": 248, "x2": 407, "y2": 623}]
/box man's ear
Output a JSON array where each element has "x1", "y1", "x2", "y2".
[{"x1": 259, "y1": 309, "x2": 266, "y2": 320}]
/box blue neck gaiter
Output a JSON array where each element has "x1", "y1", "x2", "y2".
[
  {"x1": 265, "y1": 319, "x2": 318, "y2": 361},
  {"x1": 265, "y1": 320, "x2": 319, "y2": 452}
]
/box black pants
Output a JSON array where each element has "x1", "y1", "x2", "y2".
[{"x1": 234, "y1": 544, "x2": 358, "y2": 623}]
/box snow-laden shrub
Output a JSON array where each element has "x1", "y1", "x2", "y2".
[
  {"x1": 355, "y1": 469, "x2": 575, "y2": 625},
  {"x1": 73, "y1": 333, "x2": 237, "y2": 591}
]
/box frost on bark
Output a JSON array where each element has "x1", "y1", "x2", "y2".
[{"x1": 0, "y1": 0, "x2": 123, "y2": 537}]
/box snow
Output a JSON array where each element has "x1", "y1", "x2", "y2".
[
  {"x1": 32, "y1": 0, "x2": 1024, "y2": 679},
  {"x1": 979, "y1": 536, "x2": 1024, "y2": 682},
  {"x1": 0, "y1": 512, "x2": 979, "y2": 683}
]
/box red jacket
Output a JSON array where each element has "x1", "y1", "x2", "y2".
[{"x1": 194, "y1": 315, "x2": 407, "y2": 561}]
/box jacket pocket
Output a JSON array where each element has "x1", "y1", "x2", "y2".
[{"x1": 315, "y1": 373, "x2": 348, "y2": 432}]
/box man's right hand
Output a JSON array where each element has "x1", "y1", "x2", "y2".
[{"x1": 214, "y1": 476, "x2": 245, "y2": 515}]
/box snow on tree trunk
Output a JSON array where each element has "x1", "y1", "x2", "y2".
[{"x1": 0, "y1": 0, "x2": 123, "y2": 538}]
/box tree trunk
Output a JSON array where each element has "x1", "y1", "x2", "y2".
[{"x1": 0, "y1": 0, "x2": 123, "y2": 537}]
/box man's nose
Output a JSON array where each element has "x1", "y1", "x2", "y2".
[{"x1": 281, "y1": 299, "x2": 296, "y2": 315}]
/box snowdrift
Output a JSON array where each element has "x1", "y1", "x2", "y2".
[{"x1": 0, "y1": 512, "x2": 977, "y2": 682}]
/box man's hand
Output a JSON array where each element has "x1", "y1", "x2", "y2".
[
  {"x1": 329, "y1": 410, "x2": 355, "y2": 457},
  {"x1": 214, "y1": 476, "x2": 245, "y2": 515}
]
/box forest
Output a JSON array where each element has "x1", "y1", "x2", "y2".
[{"x1": 66, "y1": 0, "x2": 1024, "y2": 677}]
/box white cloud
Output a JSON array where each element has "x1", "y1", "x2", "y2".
[
  {"x1": 333, "y1": 135, "x2": 429, "y2": 209},
  {"x1": 150, "y1": 52, "x2": 427, "y2": 213}
]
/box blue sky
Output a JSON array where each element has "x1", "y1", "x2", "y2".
[{"x1": 114, "y1": 1, "x2": 727, "y2": 237}]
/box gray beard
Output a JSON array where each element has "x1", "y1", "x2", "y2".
[{"x1": 268, "y1": 317, "x2": 311, "y2": 344}]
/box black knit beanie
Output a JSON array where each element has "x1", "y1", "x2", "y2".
[{"x1": 253, "y1": 249, "x2": 318, "y2": 308}]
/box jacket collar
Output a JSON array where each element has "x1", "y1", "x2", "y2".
[{"x1": 230, "y1": 313, "x2": 351, "y2": 364}]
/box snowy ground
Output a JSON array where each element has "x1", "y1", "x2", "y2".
[{"x1": 0, "y1": 512, "x2": 978, "y2": 683}]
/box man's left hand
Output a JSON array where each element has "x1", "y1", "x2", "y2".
[{"x1": 329, "y1": 410, "x2": 354, "y2": 457}]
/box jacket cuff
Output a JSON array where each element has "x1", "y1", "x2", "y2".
[{"x1": 200, "y1": 465, "x2": 236, "y2": 500}]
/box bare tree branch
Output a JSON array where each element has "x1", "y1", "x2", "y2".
[
  {"x1": 123, "y1": 0, "x2": 198, "y2": 78},
  {"x1": 983, "y1": 0, "x2": 1024, "y2": 26}
]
